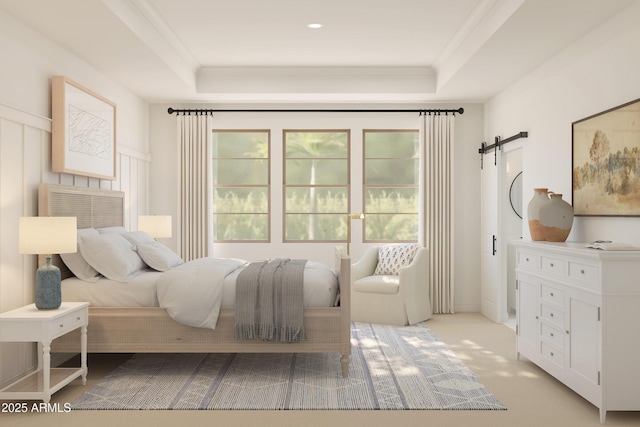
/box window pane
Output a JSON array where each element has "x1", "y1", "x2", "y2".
[
  {"x1": 365, "y1": 132, "x2": 418, "y2": 158},
  {"x1": 214, "y1": 214, "x2": 268, "y2": 241},
  {"x1": 364, "y1": 159, "x2": 418, "y2": 185},
  {"x1": 285, "y1": 187, "x2": 348, "y2": 213},
  {"x1": 285, "y1": 159, "x2": 348, "y2": 185},
  {"x1": 285, "y1": 132, "x2": 348, "y2": 158},
  {"x1": 284, "y1": 130, "x2": 349, "y2": 242},
  {"x1": 213, "y1": 159, "x2": 268, "y2": 185},
  {"x1": 214, "y1": 188, "x2": 268, "y2": 214},
  {"x1": 213, "y1": 131, "x2": 268, "y2": 158},
  {"x1": 365, "y1": 188, "x2": 418, "y2": 213},
  {"x1": 363, "y1": 130, "x2": 419, "y2": 242},
  {"x1": 365, "y1": 214, "x2": 418, "y2": 242},
  {"x1": 212, "y1": 130, "x2": 270, "y2": 242},
  {"x1": 285, "y1": 214, "x2": 346, "y2": 241}
]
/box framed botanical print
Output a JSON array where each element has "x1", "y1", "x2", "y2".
[
  {"x1": 51, "y1": 76, "x2": 117, "y2": 180},
  {"x1": 572, "y1": 98, "x2": 640, "y2": 216}
]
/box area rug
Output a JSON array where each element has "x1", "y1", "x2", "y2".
[{"x1": 72, "y1": 322, "x2": 506, "y2": 410}]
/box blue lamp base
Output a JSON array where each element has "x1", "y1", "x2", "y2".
[{"x1": 35, "y1": 257, "x2": 61, "y2": 310}]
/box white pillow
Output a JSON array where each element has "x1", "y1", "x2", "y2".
[
  {"x1": 122, "y1": 231, "x2": 155, "y2": 246},
  {"x1": 135, "y1": 242, "x2": 184, "y2": 272},
  {"x1": 96, "y1": 226, "x2": 127, "y2": 234},
  {"x1": 79, "y1": 233, "x2": 146, "y2": 282},
  {"x1": 60, "y1": 228, "x2": 101, "y2": 282},
  {"x1": 374, "y1": 244, "x2": 420, "y2": 276}
]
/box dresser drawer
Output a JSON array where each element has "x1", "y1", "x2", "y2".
[
  {"x1": 540, "y1": 256, "x2": 566, "y2": 276},
  {"x1": 518, "y1": 251, "x2": 539, "y2": 270},
  {"x1": 49, "y1": 309, "x2": 87, "y2": 338},
  {"x1": 540, "y1": 303, "x2": 563, "y2": 327},
  {"x1": 541, "y1": 341, "x2": 565, "y2": 368},
  {"x1": 540, "y1": 283, "x2": 565, "y2": 306},
  {"x1": 568, "y1": 261, "x2": 599, "y2": 286},
  {"x1": 541, "y1": 322, "x2": 565, "y2": 349}
]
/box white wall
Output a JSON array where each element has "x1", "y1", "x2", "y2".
[
  {"x1": 148, "y1": 103, "x2": 484, "y2": 312},
  {"x1": 485, "y1": 0, "x2": 640, "y2": 245},
  {"x1": 0, "y1": 9, "x2": 150, "y2": 386}
]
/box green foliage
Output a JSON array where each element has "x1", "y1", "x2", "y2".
[
  {"x1": 365, "y1": 190, "x2": 418, "y2": 241},
  {"x1": 213, "y1": 189, "x2": 417, "y2": 242},
  {"x1": 214, "y1": 189, "x2": 269, "y2": 241}
]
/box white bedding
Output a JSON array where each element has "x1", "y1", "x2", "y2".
[
  {"x1": 62, "y1": 257, "x2": 339, "y2": 312},
  {"x1": 62, "y1": 270, "x2": 162, "y2": 307}
]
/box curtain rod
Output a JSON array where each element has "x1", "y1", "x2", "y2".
[{"x1": 167, "y1": 107, "x2": 464, "y2": 115}]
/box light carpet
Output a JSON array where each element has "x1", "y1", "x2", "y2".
[{"x1": 71, "y1": 322, "x2": 506, "y2": 410}]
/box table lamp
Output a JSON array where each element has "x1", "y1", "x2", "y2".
[
  {"x1": 138, "y1": 215, "x2": 172, "y2": 240},
  {"x1": 19, "y1": 216, "x2": 77, "y2": 310}
]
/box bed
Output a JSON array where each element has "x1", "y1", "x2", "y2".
[{"x1": 40, "y1": 183, "x2": 352, "y2": 377}]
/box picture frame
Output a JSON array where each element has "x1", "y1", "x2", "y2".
[
  {"x1": 52, "y1": 76, "x2": 117, "y2": 180},
  {"x1": 572, "y1": 97, "x2": 640, "y2": 216}
]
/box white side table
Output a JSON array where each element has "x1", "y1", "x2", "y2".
[{"x1": 0, "y1": 302, "x2": 89, "y2": 403}]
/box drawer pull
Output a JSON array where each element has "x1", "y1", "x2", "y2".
[
  {"x1": 550, "y1": 292, "x2": 554, "y2": 297},
  {"x1": 550, "y1": 313, "x2": 554, "y2": 317},
  {"x1": 526, "y1": 257, "x2": 530, "y2": 262},
  {"x1": 550, "y1": 352, "x2": 554, "y2": 357},
  {"x1": 77, "y1": 317, "x2": 81, "y2": 320},
  {"x1": 59, "y1": 324, "x2": 64, "y2": 328},
  {"x1": 550, "y1": 332, "x2": 554, "y2": 337},
  {"x1": 581, "y1": 269, "x2": 585, "y2": 274},
  {"x1": 550, "y1": 263, "x2": 554, "y2": 267}
]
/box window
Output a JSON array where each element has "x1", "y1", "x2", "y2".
[
  {"x1": 363, "y1": 130, "x2": 419, "y2": 242},
  {"x1": 212, "y1": 130, "x2": 270, "y2": 242},
  {"x1": 284, "y1": 130, "x2": 350, "y2": 241}
]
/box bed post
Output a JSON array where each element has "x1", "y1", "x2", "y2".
[{"x1": 336, "y1": 246, "x2": 351, "y2": 378}]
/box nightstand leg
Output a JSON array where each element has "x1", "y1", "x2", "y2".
[
  {"x1": 37, "y1": 342, "x2": 43, "y2": 369},
  {"x1": 42, "y1": 341, "x2": 51, "y2": 403},
  {"x1": 81, "y1": 323, "x2": 88, "y2": 384}
]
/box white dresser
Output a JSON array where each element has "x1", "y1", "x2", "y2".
[{"x1": 514, "y1": 241, "x2": 640, "y2": 423}]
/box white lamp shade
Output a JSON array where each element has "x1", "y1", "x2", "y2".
[
  {"x1": 19, "y1": 217, "x2": 77, "y2": 255},
  {"x1": 139, "y1": 215, "x2": 172, "y2": 239}
]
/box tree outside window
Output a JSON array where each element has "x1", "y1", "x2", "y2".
[{"x1": 284, "y1": 130, "x2": 350, "y2": 241}]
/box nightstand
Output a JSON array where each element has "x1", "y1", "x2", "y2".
[{"x1": 0, "y1": 302, "x2": 89, "y2": 403}]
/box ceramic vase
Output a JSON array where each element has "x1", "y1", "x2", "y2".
[
  {"x1": 527, "y1": 188, "x2": 549, "y2": 241},
  {"x1": 539, "y1": 193, "x2": 574, "y2": 242}
]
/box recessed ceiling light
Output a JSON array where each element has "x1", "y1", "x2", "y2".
[{"x1": 307, "y1": 23, "x2": 323, "y2": 29}]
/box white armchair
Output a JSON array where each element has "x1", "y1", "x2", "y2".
[{"x1": 351, "y1": 245, "x2": 432, "y2": 326}]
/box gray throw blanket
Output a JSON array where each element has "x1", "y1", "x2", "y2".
[{"x1": 234, "y1": 258, "x2": 307, "y2": 343}]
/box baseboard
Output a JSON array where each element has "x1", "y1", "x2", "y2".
[{"x1": 453, "y1": 303, "x2": 481, "y2": 313}]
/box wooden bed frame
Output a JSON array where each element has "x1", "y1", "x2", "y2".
[{"x1": 39, "y1": 183, "x2": 352, "y2": 377}]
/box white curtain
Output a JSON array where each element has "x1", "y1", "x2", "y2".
[
  {"x1": 177, "y1": 113, "x2": 213, "y2": 261},
  {"x1": 418, "y1": 113, "x2": 455, "y2": 314}
]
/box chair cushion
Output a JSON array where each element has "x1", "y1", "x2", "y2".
[
  {"x1": 353, "y1": 275, "x2": 400, "y2": 294},
  {"x1": 374, "y1": 243, "x2": 420, "y2": 275}
]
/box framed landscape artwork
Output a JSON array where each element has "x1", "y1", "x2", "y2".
[
  {"x1": 572, "y1": 98, "x2": 640, "y2": 216},
  {"x1": 52, "y1": 76, "x2": 117, "y2": 180}
]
